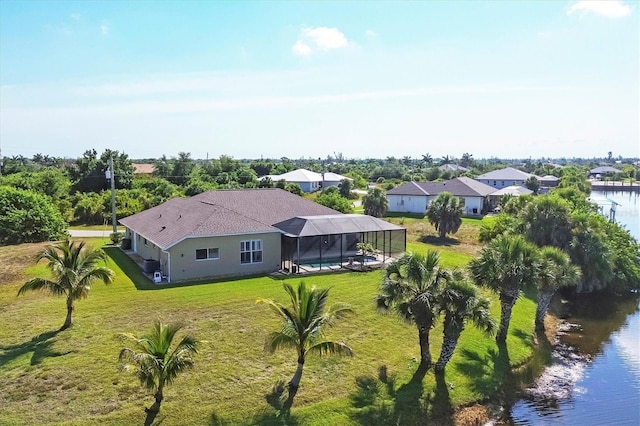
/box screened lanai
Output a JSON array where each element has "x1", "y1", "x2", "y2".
[{"x1": 274, "y1": 214, "x2": 406, "y2": 273}]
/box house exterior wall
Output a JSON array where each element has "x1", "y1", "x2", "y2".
[
  {"x1": 459, "y1": 196, "x2": 484, "y2": 216},
  {"x1": 295, "y1": 181, "x2": 321, "y2": 193},
  {"x1": 323, "y1": 179, "x2": 341, "y2": 188},
  {"x1": 477, "y1": 179, "x2": 525, "y2": 190},
  {"x1": 132, "y1": 232, "x2": 163, "y2": 262},
  {"x1": 167, "y1": 232, "x2": 282, "y2": 282},
  {"x1": 387, "y1": 194, "x2": 429, "y2": 214}
]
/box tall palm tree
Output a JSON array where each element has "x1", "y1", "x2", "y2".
[
  {"x1": 258, "y1": 282, "x2": 353, "y2": 408},
  {"x1": 434, "y1": 275, "x2": 495, "y2": 371},
  {"x1": 422, "y1": 153, "x2": 434, "y2": 168},
  {"x1": 118, "y1": 321, "x2": 199, "y2": 413},
  {"x1": 377, "y1": 250, "x2": 445, "y2": 367},
  {"x1": 426, "y1": 192, "x2": 464, "y2": 239},
  {"x1": 363, "y1": 187, "x2": 388, "y2": 217},
  {"x1": 535, "y1": 247, "x2": 581, "y2": 330},
  {"x1": 469, "y1": 234, "x2": 540, "y2": 343},
  {"x1": 18, "y1": 240, "x2": 114, "y2": 330}
]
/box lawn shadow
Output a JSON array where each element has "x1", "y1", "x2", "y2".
[
  {"x1": 432, "y1": 370, "x2": 453, "y2": 422},
  {"x1": 456, "y1": 342, "x2": 512, "y2": 399},
  {"x1": 247, "y1": 408, "x2": 299, "y2": 426},
  {"x1": 350, "y1": 363, "x2": 454, "y2": 425},
  {"x1": 520, "y1": 283, "x2": 539, "y2": 303},
  {"x1": 143, "y1": 411, "x2": 165, "y2": 426},
  {"x1": 420, "y1": 235, "x2": 461, "y2": 246},
  {"x1": 0, "y1": 329, "x2": 70, "y2": 366}
]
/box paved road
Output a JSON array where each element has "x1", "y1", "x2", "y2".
[{"x1": 68, "y1": 230, "x2": 116, "y2": 237}]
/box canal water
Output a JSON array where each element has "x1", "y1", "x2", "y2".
[{"x1": 505, "y1": 190, "x2": 640, "y2": 425}]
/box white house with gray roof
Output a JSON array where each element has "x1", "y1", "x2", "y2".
[
  {"x1": 386, "y1": 177, "x2": 496, "y2": 215},
  {"x1": 120, "y1": 188, "x2": 405, "y2": 282},
  {"x1": 475, "y1": 167, "x2": 538, "y2": 190},
  {"x1": 261, "y1": 168, "x2": 351, "y2": 193}
]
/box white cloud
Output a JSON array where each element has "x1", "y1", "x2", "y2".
[
  {"x1": 292, "y1": 40, "x2": 312, "y2": 56},
  {"x1": 365, "y1": 29, "x2": 377, "y2": 38},
  {"x1": 100, "y1": 24, "x2": 109, "y2": 35},
  {"x1": 70, "y1": 13, "x2": 81, "y2": 21},
  {"x1": 568, "y1": 0, "x2": 632, "y2": 18},
  {"x1": 292, "y1": 26, "x2": 348, "y2": 55}
]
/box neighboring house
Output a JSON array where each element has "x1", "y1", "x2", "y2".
[
  {"x1": 488, "y1": 185, "x2": 533, "y2": 207},
  {"x1": 132, "y1": 163, "x2": 155, "y2": 176},
  {"x1": 438, "y1": 164, "x2": 469, "y2": 173},
  {"x1": 120, "y1": 188, "x2": 405, "y2": 282},
  {"x1": 589, "y1": 166, "x2": 621, "y2": 179},
  {"x1": 539, "y1": 175, "x2": 560, "y2": 188},
  {"x1": 261, "y1": 168, "x2": 351, "y2": 192},
  {"x1": 386, "y1": 177, "x2": 495, "y2": 216},
  {"x1": 475, "y1": 167, "x2": 538, "y2": 189}
]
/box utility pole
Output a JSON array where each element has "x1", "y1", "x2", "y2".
[{"x1": 108, "y1": 156, "x2": 117, "y2": 234}]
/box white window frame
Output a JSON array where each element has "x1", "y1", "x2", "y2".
[
  {"x1": 196, "y1": 247, "x2": 219, "y2": 261},
  {"x1": 240, "y1": 239, "x2": 263, "y2": 264}
]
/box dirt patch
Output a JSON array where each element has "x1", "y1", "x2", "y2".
[{"x1": 0, "y1": 242, "x2": 48, "y2": 286}]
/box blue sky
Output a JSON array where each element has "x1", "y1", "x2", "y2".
[{"x1": 1, "y1": 0, "x2": 638, "y2": 160}]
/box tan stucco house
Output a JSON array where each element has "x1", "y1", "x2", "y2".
[{"x1": 120, "y1": 188, "x2": 405, "y2": 282}]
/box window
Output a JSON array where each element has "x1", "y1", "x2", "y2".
[
  {"x1": 501, "y1": 181, "x2": 505, "y2": 186},
  {"x1": 240, "y1": 239, "x2": 263, "y2": 264},
  {"x1": 144, "y1": 238, "x2": 148, "y2": 246},
  {"x1": 196, "y1": 248, "x2": 219, "y2": 260}
]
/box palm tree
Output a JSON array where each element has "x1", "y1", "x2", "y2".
[
  {"x1": 118, "y1": 321, "x2": 199, "y2": 413},
  {"x1": 426, "y1": 192, "x2": 464, "y2": 239},
  {"x1": 460, "y1": 153, "x2": 474, "y2": 168},
  {"x1": 469, "y1": 234, "x2": 540, "y2": 343},
  {"x1": 520, "y1": 195, "x2": 573, "y2": 249},
  {"x1": 422, "y1": 153, "x2": 434, "y2": 168},
  {"x1": 434, "y1": 275, "x2": 495, "y2": 371},
  {"x1": 258, "y1": 282, "x2": 353, "y2": 408},
  {"x1": 363, "y1": 187, "x2": 388, "y2": 217},
  {"x1": 535, "y1": 247, "x2": 581, "y2": 330},
  {"x1": 377, "y1": 251, "x2": 445, "y2": 367},
  {"x1": 18, "y1": 240, "x2": 114, "y2": 330}
]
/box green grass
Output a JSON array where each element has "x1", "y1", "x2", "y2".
[{"x1": 0, "y1": 241, "x2": 538, "y2": 425}]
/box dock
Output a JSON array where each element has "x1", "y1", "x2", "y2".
[{"x1": 590, "y1": 180, "x2": 640, "y2": 193}]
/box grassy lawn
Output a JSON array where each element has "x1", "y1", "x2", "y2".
[{"x1": 0, "y1": 236, "x2": 538, "y2": 425}]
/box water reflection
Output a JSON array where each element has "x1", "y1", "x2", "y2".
[{"x1": 508, "y1": 295, "x2": 640, "y2": 425}]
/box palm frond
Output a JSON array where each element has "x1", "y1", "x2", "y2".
[
  {"x1": 17, "y1": 278, "x2": 67, "y2": 297},
  {"x1": 308, "y1": 341, "x2": 354, "y2": 358},
  {"x1": 264, "y1": 331, "x2": 299, "y2": 353}
]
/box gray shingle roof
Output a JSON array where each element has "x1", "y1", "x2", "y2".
[
  {"x1": 438, "y1": 164, "x2": 469, "y2": 172},
  {"x1": 590, "y1": 166, "x2": 621, "y2": 174},
  {"x1": 274, "y1": 214, "x2": 404, "y2": 237},
  {"x1": 120, "y1": 189, "x2": 340, "y2": 249},
  {"x1": 475, "y1": 167, "x2": 535, "y2": 181},
  {"x1": 386, "y1": 177, "x2": 495, "y2": 197}
]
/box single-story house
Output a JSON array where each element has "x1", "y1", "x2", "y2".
[
  {"x1": 539, "y1": 175, "x2": 560, "y2": 188},
  {"x1": 119, "y1": 188, "x2": 405, "y2": 282},
  {"x1": 475, "y1": 167, "x2": 538, "y2": 190},
  {"x1": 386, "y1": 177, "x2": 496, "y2": 216},
  {"x1": 488, "y1": 185, "x2": 533, "y2": 207},
  {"x1": 589, "y1": 166, "x2": 621, "y2": 179},
  {"x1": 260, "y1": 168, "x2": 351, "y2": 192},
  {"x1": 438, "y1": 164, "x2": 469, "y2": 173}
]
